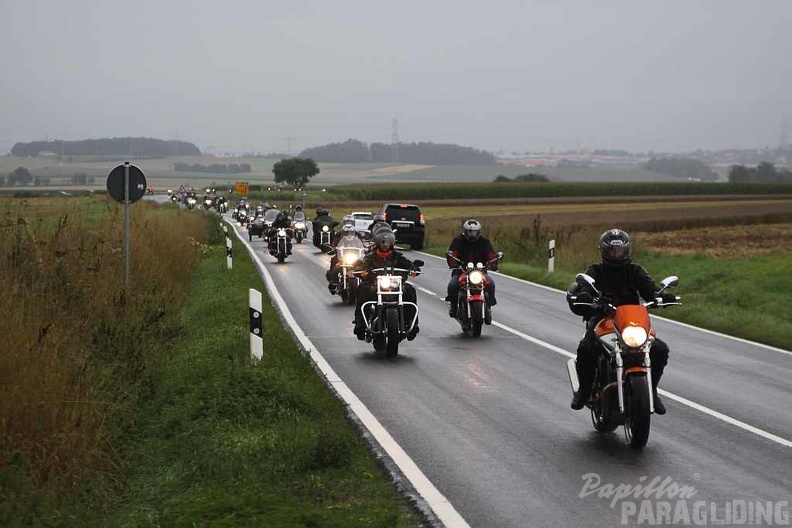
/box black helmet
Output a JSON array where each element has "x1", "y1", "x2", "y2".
[
  {"x1": 372, "y1": 213, "x2": 386, "y2": 223},
  {"x1": 373, "y1": 229, "x2": 395, "y2": 252},
  {"x1": 295, "y1": 205, "x2": 303, "y2": 211},
  {"x1": 462, "y1": 218, "x2": 482, "y2": 242},
  {"x1": 599, "y1": 229, "x2": 632, "y2": 266},
  {"x1": 316, "y1": 208, "x2": 329, "y2": 217}
]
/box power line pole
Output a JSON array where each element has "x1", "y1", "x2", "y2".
[{"x1": 391, "y1": 117, "x2": 399, "y2": 164}]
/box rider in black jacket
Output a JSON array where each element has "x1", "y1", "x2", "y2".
[
  {"x1": 312, "y1": 208, "x2": 338, "y2": 249},
  {"x1": 446, "y1": 219, "x2": 498, "y2": 321},
  {"x1": 353, "y1": 228, "x2": 420, "y2": 341},
  {"x1": 266, "y1": 209, "x2": 293, "y2": 254},
  {"x1": 566, "y1": 229, "x2": 675, "y2": 414}
]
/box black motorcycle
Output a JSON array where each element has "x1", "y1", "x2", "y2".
[
  {"x1": 356, "y1": 262, "x2": 423, "y2": 357},
  {"x1": 267, "y1": 227, "x2": 292, "y2": 263}
]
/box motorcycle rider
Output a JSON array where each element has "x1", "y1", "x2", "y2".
[
  {"x1": 566, "y1": 229, "x2": 676, "y2": 414},
  {"x1": 446, "y1": 219, "x2": 499, "y2": 323},
  {"x1": 353, "y1": 228, "x2": 420, "y2": 341},
  {"x1": 312, "y1": 207, "x2": 338, "y2": 249},
  {"x1": 267, "y1": 209, "x2": 293, "y2": 255},
  {"x1": 326, "y1": 218, "x2": 364, "y2": 293}
]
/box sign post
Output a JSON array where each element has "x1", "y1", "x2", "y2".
[
  {"x1": 249, "y1": 289, "x2": 263, "y2": 362},
  {"x1": 548, "y1": 239, "x2": 556, "y2": 273},
  {"x1": 106, "y1": 162, "x2": 147, "y2": 296}
]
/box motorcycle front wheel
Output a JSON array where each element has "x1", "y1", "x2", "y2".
[
  {"x1": 468, "y1": 300, "x2": 483, "y2": 338},
  {"x1": 346, "y1": 281, "x2": 358, "y2": 306},
  {"x1": 624, "y1": 376, "x2": 651, "y2": 449},
  {"x1": 385, "y1": 308, "x2": 400, "y2": 357}
]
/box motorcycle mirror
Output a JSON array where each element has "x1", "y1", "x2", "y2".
[
  {"x1": 413, "y1": 259, "x2": 425, "y2": 267},
  {"x1": 446, "y1": 251, "x2": 454, "y2": 258},
  {"x1": 660, "y1": 276, "x2": 679, "y2": 290},
  {"x1": 496, "y1": 251, "x2": 504, "y2": 259}
]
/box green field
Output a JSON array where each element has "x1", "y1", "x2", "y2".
[{"x1": 2, "y1": 154, "x2": 703, "y2": 191}]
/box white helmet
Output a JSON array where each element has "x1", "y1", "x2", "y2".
[{"x1": 462, "y1": 218, "x2": 482, "y2": 242}]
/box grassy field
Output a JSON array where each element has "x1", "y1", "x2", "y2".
[
  {"x1": 0, "y1": 196, "x2": 423, "y2": 527},
  {"x1": 419, "y1": 201, "x2": 792, "y2": 351},
  {"x1": 1, "y1": 154, "x2": 716, "y2": 191}
]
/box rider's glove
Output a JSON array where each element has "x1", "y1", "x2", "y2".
[
  {"x1": 575, "y1": 292, "x2": 593, "y2": 304},
  {"x1": 661, "y1": 292, "x2": 678, "y2": 304}
]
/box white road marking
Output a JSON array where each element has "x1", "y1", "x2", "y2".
[
  {"x1": 489, "y1": 320, "x2": 792, "y2": 449},
  {"x1": 225, "y1": 218, "x2": 470, "y2": 528},
  {"x1": 410, "y1": 267, "x2": 792, "y2": 448},
  {"x1": 416, "y1": 251, "x2": 792, "y2": 357}
]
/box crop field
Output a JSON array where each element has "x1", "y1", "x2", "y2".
[{"x1": 2, "y1": 155, "x2": 705, "y2": 191}]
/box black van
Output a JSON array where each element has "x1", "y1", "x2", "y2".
[{"x1": 378, "y1": 203, "x2": 425, "y2": 250}]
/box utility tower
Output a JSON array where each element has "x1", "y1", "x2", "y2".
[
  {"x1": 391, "y1": 117, "x2": 399, "y2": 164},
  {"x1": 780, "y1": 119, "x2": 790, "y2": 149}
]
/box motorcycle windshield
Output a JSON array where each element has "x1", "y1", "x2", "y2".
[
  {"x1": 294, "y1": 212, "x2": 306, "y2": 221},
  {"x1": 337, "y1": 235, "x2": 364, "y2": 249},
  {"x1": 264, "y1": 209, "x2": 279, "y2": 223}
]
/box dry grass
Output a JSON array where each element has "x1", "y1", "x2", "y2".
[
  {"x1": 634, "y1": 223, "x2": 792, "y2": 259},
  {"x1": 0, "y1": 196, "x2": 214, "y2": 487}
]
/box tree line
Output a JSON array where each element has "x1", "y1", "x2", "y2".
[
  {"x1": 729, "y1": 162, "x2": 792, "y2": 183},
  {"x1": 1, "y1": 167, "x2": 97, "y2": 187},
  {"x1": 10, "y1": 137, "x2": 201, "y2": 157},
  {"x1": 299, "y1": 138, "x2": 496, "y2": 164},
  {"x1": 173, "y1": 162, "x2": 252, "y2": 174},
  {"x1": 643, "y1": 157, "x2": 719, "y2": 181}
]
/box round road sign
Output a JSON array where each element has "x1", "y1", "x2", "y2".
[{"x1": 106, "y1": 164, "x2": 147, "y2": 204}]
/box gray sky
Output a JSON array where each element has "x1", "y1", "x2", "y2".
[{"x1": 2, "y1": 0, "x2": 791, "y2": 155}]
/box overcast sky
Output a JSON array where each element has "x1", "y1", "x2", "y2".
[{"x1": 2, "y1": 0, "x2": 791, "y2": 155}]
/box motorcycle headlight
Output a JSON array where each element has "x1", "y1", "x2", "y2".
[
  {"x1": 322, "y1": 225, "x2": 329, "y2": 232},
  {"x1": 295, "y1": 222, "x2": 305, "y2": 229},
  {"x1": 204, "y1": 200, "x2": 212, "y2": 205},
  {"x1": 621, "y1": 326, "x2": 648, "y2": 348},
  {"x1": 343, "y1": 252, "x2": 359, "y2": 265},
  {"x1": 469, "y1": 270, "x2": 484, "y2": 285},
  {"x1": 378, "y1": 275, "x2": 399, "y2": 290},
  {"x1": 278, "y1": 229, "x2": 287, "y2": 237},
  {"x1": 188, "y1": 198, "x2": 196, "y2": 204}
]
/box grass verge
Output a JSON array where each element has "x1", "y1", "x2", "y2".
[
  {"x1": 421, "y1": 243, "x2": 792, "y2": 352},
  {"x1": 100, "y1": 241, "x2": 424, "y2": 527}
]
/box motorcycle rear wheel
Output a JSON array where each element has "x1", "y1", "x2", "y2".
[
  {"x1": 385, "y1": 309, "x2": 400, "y2": 357},
  {"x1": 624, "y1": 376, "x2": 651, "y2": 449}
]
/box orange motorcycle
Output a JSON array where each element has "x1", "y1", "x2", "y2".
[{"x1": 566, "y1": 273, "x2": 680, "y2": 449}]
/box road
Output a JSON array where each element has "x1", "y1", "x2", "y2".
[{"x1": 222, "y1": 211, "x2": 791, "y2": 527}]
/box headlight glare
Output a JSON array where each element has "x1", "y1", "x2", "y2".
[
  {"x1": 469, "y1": 270, "x2": 484, "y2": 285},
  {"x1": 621, "y1": 326, "x2": 648, "y2": 348}
]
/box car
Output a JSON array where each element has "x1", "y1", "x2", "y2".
[
  {"x1": 377, "y1": 203, "x2": 425, "y2": 250},
  {"x1": 350, "y1": 211, "x2": 374, "y2": 232}
]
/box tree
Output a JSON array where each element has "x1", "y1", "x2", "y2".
[
  {"x1": 272, "y1": 157, "x2": 320, "y2": 188},
  {"x1": 8, "y1": 167, "x2": 33, "y2": 186}
]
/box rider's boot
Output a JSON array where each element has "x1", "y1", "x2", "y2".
[
  {"x1": 571, "y1": 362, "x2": 594, "y2": 410},
  {"x1": 328, "y1": 282, "x2": 338, "y2": 294},
  {"x1": 484, "y1": 303, "x2": 492, "y2": 325},
  {"x1": 447, "y1": 295, "x2": 457, "y2": 318}
]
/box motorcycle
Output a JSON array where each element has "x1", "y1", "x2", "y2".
[
  {"x1": 247, "y1": 215, "x2": 266, "y2": 241},
  {"x1": 328, "y1": 236, "x2": 366, "y2": 305},
  {"x1": 236, "y1": 208, "x2": 249, "y2": 226},
  {"x1": 292, "y1": 212, "x2": 307, "y2": 243},
  {"x1": 566, "y1": 273, "x2": 681, "y2": 449},
  {"x1": 356, "y1": 262, "x2": 423, "y2": 357},
  {"x1": 446, "y1": 251, "x2": 504, "y2": 337},
  {"x1": 268, "y1": 227, "x2": 292, "y2": 263},
  {"x1": 319, "y1": 225, "x2": 333, "y2": 252}
]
